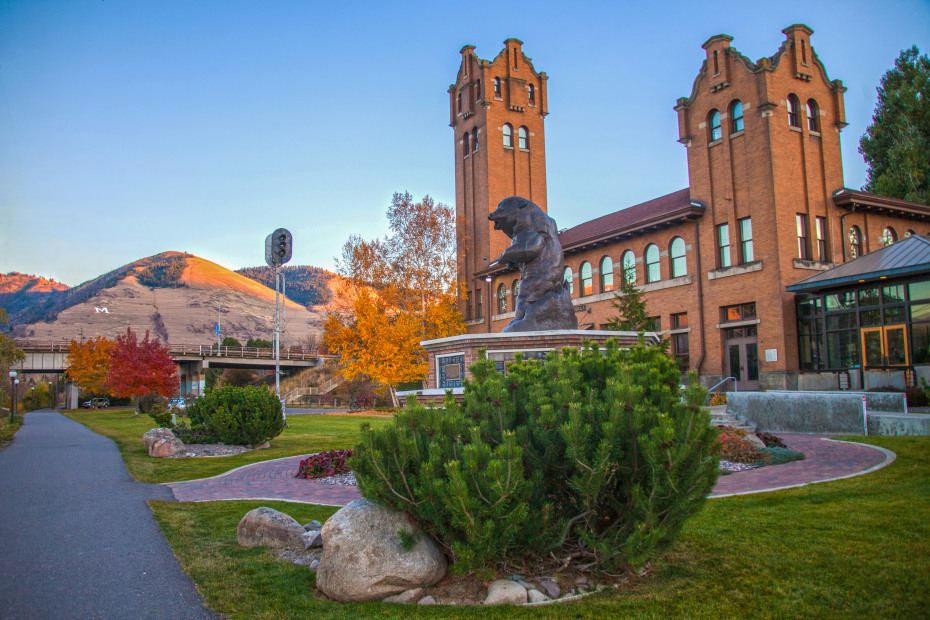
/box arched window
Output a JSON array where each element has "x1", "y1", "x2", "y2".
[
  {"x1": 494, "y1": 77, "x2": 501, "y2": 96},
  {"x1": 806, "y1": 99, "x2": 819, "y2": 132},
  {"x1": 622, "y1": 251, "x2": 636, "y2": 284},
  {"x1": 472, "y1": 127, "x2": 478, "y2": 152},
  {"x1": 528, "y1": 83, "x2": 535, "y2": 105},
  {"x1": 518, "y1": 126, "x2": 529, "y2": 149},
  {"x1": 906, "y1": 230, "x2": 916, "y2": 238},
  {"x1": 563, "y1": 266, "x2": 573, "y2": 296},
  {"x1": 600, "y1": 256, "x2": 614, "y2": 292},
  {"x1": 503, "y1": 123, "x2": 513, "y2": 147},
  {"x1": 787, "y1": 94, "x2": 801, "y2": 127},
  {"x1": 463, "y1": 131, "x2": 470, "y2": 156},
  {"x1": 580, "y1": 262, "x2": 593, "y2": 296},
  {"x1": 882, "y1": 227, "x2": 897, "y2": 246},
  {"x1": 645, "y1": 244, "x2": 660, "y2": 283},
  {"x1": 497, "y1": 283, "x2": 507, "y2": 314},
  {"x1": 849, "y1": 226, "x2": 862, "y2": 259},
  {"x1": 709, "y1": 109, "x2": 722, "y2": 141},
  {"x1": 670, "y1": 237, "x2": 687, "y2": 278},
  {"x1": 511, "y1": 279, "x2": 520, "y2": 310},
  {"x1": 730, "y1": 100, "x2": 744, "y2": 133},
  {"x1": 475, "y1": 80, "x2": 481, "y2": 102}
]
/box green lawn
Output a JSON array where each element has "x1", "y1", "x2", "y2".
[
  {"x1": 150, "y1": 436, "x2": 930, "y2": 619},
  {"x1": 64, "y1": 408, "x2": 392, "y2": 483}
]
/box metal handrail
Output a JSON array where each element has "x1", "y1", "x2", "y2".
[{"x1": 707, "y1": 376, "x2": 738, "y2": 397}]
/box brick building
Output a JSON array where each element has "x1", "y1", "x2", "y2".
[{"x1": 449, "y1": 26, "x2": 930, "y2": 390}]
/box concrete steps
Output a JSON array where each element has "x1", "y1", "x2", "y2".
[{"x1": 708, "y1": 405, "x2": 757, "y2": 433}]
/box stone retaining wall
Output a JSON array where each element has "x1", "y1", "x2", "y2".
[{"x1": 728, "y1": 391, "x2": 907, "y2": 434}]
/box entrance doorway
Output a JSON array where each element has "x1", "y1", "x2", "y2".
[
  {"x1": 861, "y1": 324, "x2": 909, "y2": 368},
  {"x1": 725, "y1": 326, "x2": 759, "y2": 390}
]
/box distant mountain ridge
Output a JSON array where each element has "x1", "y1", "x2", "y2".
[
  {"x1": 235, "y1": 265, "x2": 334, "y2": 307},
  {"x1": 2, "y1": 252, "x2": 336, "y2": 346}
]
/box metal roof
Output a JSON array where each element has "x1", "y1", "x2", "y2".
[{"x1": 786, "y1": 235, "x2": 930, "y2": 293}]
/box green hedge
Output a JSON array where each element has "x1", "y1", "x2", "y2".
[
  {"x1": 187, "y1": 386, "x2": 284, "y2": 446},
  {"x1": 351, "y1": 339, "x2": 720, "y2": 574}
]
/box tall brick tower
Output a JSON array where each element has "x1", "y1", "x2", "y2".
[
  {"x1": 674, "y1": 25, "x2": 848, "y2": 386},
  {"x1": 450, "y1": 39, "x2": 549, "y2": 329}
]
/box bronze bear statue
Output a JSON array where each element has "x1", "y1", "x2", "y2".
[{"x1": 488, "y1": 196, "x2": 578, "y2": 332}]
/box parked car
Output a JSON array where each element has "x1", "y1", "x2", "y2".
[
  {"x1": 167, "y1": 398, "x2": 187, "y2": 411},
  {"x1": 82, "y1": 397, "x2": 110, "y2": 409}
]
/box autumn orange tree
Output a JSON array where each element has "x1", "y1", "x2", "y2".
[
  {"x1": 65, "y1": 336, "x2": 113, "y2": 394},
  {"x1": 106, "y1": 327, "x2": 178, "y2": 410},
  {"x1": 323, "y1": 192, "x2": 464, "y2": 405}
]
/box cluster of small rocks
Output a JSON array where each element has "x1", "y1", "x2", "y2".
[
  {"x1": 235, "y1": 501, "x2": 606, "y2": 607},
  {"x1": 317, "y1": 472, "x2": 357, "y2": 486},
  {"x1": 720, "y1": 460, "x2": 761, "y2": 473},
  {"x1": 141, "y1": 427, "x2": 267, "y2": 458}
]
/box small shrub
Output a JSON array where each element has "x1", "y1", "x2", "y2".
[
  {"x1": 716, "y1": 424, "x2": 747, "y2": 437},
  {"x1": 905, "y1": 386, "x2": 929, "y2": 407},
  {"x1": 763, "y1": 447, "x2": 805, "y2": 465},
  {"x1": 295, "y1": 449, "x2": 353, "y2": 479},
  {"x1": 173, "y1": 421, "x2": 215, "y2": 444},
  {"x1": 708, "y1": 392, "x2": 727, "y2": 406},
  {"x1": 718, "y1": 432, "x2": 771, "y2": 464},
  {"x1": 755, "y1": 431, "x2": 787, "y2": 448},
  {"x1": 187, "y1": 386, "x2": 284, "y2": 446},
  {"x1": 147, "y1": 402, "x2": 173, "y2": 428},
  {"x1": 136, "y1": 393, "x2": 167, "y2": 414}
]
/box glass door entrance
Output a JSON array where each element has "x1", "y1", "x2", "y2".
[
  {"x1": 725, "y1": 326, "x2": 759, "y2": 390},
  {"x1": 861, "y1": 325, "x2": 908, "y2": 368}
]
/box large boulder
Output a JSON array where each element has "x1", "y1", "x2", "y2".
[
  {"x1": 316, "y1": 499, "x2": 447, "y2": 602},
  {"x1": 142, "y1": 428, "x2": 185, "y2": 458},
  {"x1": 236, "y1": 507, "x2": 306, "y2": 549}
]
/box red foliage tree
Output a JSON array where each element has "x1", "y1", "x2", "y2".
[{"x1": 106, "y1": 328, "x2": 179, "y2": 399}]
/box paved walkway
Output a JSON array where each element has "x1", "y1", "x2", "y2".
[
  {"x1": 166, "y1": 433, "x2": 895, "y2": 504},
  {"x1": 0, "y1": 410, "x2": 214, "y2": 619},
  {"x1": 710, "y1": 433, "x2": 894, "y2": 497}
]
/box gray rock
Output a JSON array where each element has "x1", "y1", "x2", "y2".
[
  {"x1": 383, "y1": 588, "x2": 424, "y2": 604},
  {"x1": 417, "y1": 595, "x2": 436, "y2": 605},
  {"x1": 527, "y1": 589, "x2": 549, "y2": 603},
  {"x1": 743, "y1": 433, "x2": 767, "y2": 450},
  {"x1": 484, "y1": 579, "x2": 527, "y2": 605},
  {"x1": 303, "y1": 520, "x2": 322, "y2": 531},
  {"x1": 315, "y1": 499, "x2": 447, "y2": 602},
  {"x1": 236, "y1": 507, "x2": 305, "y2": 549},
  {"x1": 301, "y1": 530, "x2": 323, "y2": 549},
  {"x1": 574, "y1": 575, "x2": 588, "y2": 585},
  {"x1": 516, "y1": 579, "x2": 533, "y2": 590},
  {"x1": 308, "y1": 559, "x2": 319, "y2": 571},
  {"x1": 142, "y1": 428, "x2": 185, "y2": 458},
  {"x1": 538, "y1": 579, "x2": 560, "y2": 599}
]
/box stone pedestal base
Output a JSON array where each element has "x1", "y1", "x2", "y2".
[{"x1": 399, "y1": 330, "x2": 654, "y2": 406}]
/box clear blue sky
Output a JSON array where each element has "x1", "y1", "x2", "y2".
[{"x1": 2, "y1": 0, "x2": 928, "y2": 286}]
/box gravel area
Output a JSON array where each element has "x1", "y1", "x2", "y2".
[{"x1": 171, "y1": 442, "x2": 267, "y2": 458}]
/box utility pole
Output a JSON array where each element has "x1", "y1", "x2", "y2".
[{"x1": 215, "y1": 295, "x2": 221, "y2": 352}]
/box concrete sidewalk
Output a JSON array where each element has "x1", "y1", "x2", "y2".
[{"x1": 0, "y1": 410, "x2": 214, "y2": 619}]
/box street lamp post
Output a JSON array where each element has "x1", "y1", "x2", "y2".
[{"x1": 8, "y1": 371, "x2": 17, "y2": 422}]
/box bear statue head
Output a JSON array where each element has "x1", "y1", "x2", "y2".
[{"x1": 488, "y1": 196, "x2": 543, "y2": 239}]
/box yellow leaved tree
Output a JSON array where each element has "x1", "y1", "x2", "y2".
[
  {"x1": 323, "y1": 192, "x2": 464, "y2": 405},
  {"x1": 65, "y1": 336, "x2": 113, "y2": 395}
]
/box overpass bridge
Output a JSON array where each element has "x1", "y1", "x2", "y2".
[{"x1": 12, "y1": 340, "x2": 329, "y2": 397}]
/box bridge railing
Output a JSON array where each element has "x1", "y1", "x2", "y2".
[{"x1": 16, "y1": 340, "x2": 327, "y2": 362}]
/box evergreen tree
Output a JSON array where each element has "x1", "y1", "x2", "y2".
[
  {"x1": 859, "y1": 46, "x2": 930, "y2": 205},
  {"x1": 605, "y1": 273, "x2": 653, "y2": 332}
]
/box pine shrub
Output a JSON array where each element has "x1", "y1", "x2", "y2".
[
  {"x1": 186, "y1": 386, "x2": 284, "y2": 446},
  {"x1": 351, "y1": 339, "x2": 720, "y2": 574}
]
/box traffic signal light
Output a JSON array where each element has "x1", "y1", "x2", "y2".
[{"x1": 265, "y1": 228, "x2": 293, "y2": 267}]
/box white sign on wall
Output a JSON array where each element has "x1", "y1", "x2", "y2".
[{"x1": 764, "y1": 348, "x2": 778, "y2": 363}]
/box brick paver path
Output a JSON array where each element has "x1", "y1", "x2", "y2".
[
  {"x1": 710, "y1": 434, "x2": 894, "y2": 498},
  {"x1": 166, "y1": 455, "x2": 362, "y2": 505},
  {"x1": 166, "y1": 434, "x2": 894, "y2": 504}
]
